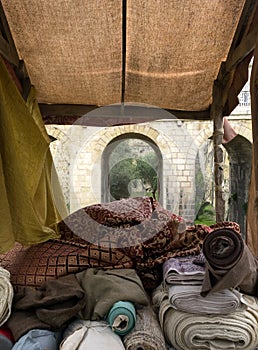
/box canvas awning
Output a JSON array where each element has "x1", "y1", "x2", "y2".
[{"x1": 0, "y1": 0, "x2": 257, "y2": 124}]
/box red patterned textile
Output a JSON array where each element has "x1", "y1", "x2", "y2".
[{"x1": 0, "y1": 240, "x2": 133, "y2": 292}]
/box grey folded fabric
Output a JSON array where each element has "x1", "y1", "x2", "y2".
[{"x1": 169, "y1": 284, "x2": 242, "y2": 314}]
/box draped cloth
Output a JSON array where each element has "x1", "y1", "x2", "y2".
[
  {"x1": 76, "y1": 269, "x2": 149, "y2": 321},
  {"x1": 201, "y1": 228, "x2": 258, "y2": 296},
  {"x1": 123, "y1": 305, "x2": 167, "y2": 350},
  {"x1": 7, "y1": 274, "x2": 86, "y2": 341},
  {"x1": 153, "y1": 286, "x2": 258, "y2": 350},
  {"x1": 0, "y1": 56, "x2": 67, "y2": 253}
]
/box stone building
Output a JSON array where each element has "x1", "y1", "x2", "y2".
[
  {"x1": 46, "y1": 61, "x2": 252, "y2": 233},
  {"x1": 46, "y1": 99, "x2": 252, "y2": 234}
]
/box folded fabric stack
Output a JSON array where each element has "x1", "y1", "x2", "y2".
[
  {"x1": 152, "y1": 226, "x2": 258, "y2": 349},
  {"x1": 168, "y1": 284, "x2": 242, "y2": 314},
  {"x1": 157, "y1": 289, "x2": 258, "y2": 350}
]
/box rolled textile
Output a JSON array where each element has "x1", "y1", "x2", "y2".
[
  {"x1": 106, "y1": 301, "x2": 136, "y2": 336},
  {"x1": 169, "y1": 284, "x2": 242, "y2": 314},
  {"x1": 0, "y1": 267, "x2": 13, "y2": 327},
  {"x1": 201, "y1": 228, "x2": 258, "y2": 296},
  {"x1": 60, "y1": 320, "x2": 125, "y2": 350},
  {"x1": 163, "y1": 254, "x2": 205, "y2": 285},
  {"x1": 123, "y1": 305, "x2": 167, "y2": 350},
  {"x1": 202, "y1": 228, "x2": 244, "y2": 269},
  {"x1": 157, "y1": 289, "x2": 258, "y2": 350}
]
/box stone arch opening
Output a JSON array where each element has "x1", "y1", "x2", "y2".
[
  {"x1": 102, "y1": 132, "x2": 163, "y2": 203},
  {"x1": 223, "y1": 135, "x2": 252, "y2": 237}
]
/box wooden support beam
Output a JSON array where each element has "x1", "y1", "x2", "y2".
[
  {"x1": 211, "y1": 80, "x2": 225, "y2": 222},
  {"x1": 246, "y1": 36, "x2": 258, "y2": 255},
  {"x1": 40, "y1": 103, "x2": 211, "y2": 125},
  {"x1": 216, "y1": 0, "x2": 258, "y2": 115}
]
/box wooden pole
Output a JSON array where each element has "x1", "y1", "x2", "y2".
[
  {"x1": 246, "y1": 38, "x2": 258, "y2": 256},
  {"x1": 211, "y1": 80, "x2": 225, "y2": 222}
]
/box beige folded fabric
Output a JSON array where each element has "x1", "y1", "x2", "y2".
[
  {"x1": 123, "y1": 305, "x2": 167, "y2": 350},
  {"x1": 0, "y1": 266, "x2": 13, "y2": 326},
  {"x1": 169, "y1": 284, "x2": 242, "y2": 314},
  {"x1": 154, "y1": 286, "x2": 258, "y2": 350}
]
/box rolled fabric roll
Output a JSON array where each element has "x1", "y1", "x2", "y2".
[
  {"x1": 123, "y1": 305, "x2": 167, "y2": 350},
  {"x1": 201, "y1": 228, "x2": 258, "y2": 296},
  {"x1": 106, "y1": 301, "x2": 136, "y2": 336},
  {"x1": 0, "y1": 267, "x2": 13, "y2": 327},
  {"x1": 202, "y1": 228, "x2": 244, "y2": 270},
  {"x1": 60, "y1": 320, "x2": 125, "y2": 350}
]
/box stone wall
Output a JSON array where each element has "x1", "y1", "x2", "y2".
[{"x1": 46, "y1": 117, "x2": 252, "y2": 224}]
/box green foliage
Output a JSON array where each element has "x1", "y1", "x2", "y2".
[
  {"x1": 194, "y1": 202, "x2": 216, "y2": 226},
  {"x1": 109, "y1": 157, "x2": 158, "y2": 200}
]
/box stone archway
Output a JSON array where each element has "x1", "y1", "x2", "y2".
[
  {"x1": 192, "y1": 120, "x2": 252, "y2": 232},
  {"x1": 223, "y1": 135, "x2": 252, "y2": 236},
  {"x1": 69, "y1": 123, "x2": 181, "y2": 212},
  {"x1": 101, "y1": 132, "x2": 163, "y2": 203}
]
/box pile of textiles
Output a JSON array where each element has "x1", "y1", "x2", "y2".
[
  {"x1": 2, "y1": 268, "x2": 168, "y2": 349},
  {"x1": 0, "y1": 196, "x2": 215, "y2": 292},
  {"x1": 152, "y1": 226, "x2": 258, "y2": 349},
  {"x1": 0, "y1": 197, "x2": 258, "y2": 349}
]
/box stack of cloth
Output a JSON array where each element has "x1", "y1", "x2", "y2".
[
  {"x1": 152, "y1": 226, "x2": 258, "y2": 349},
  {"x1": 163, "y1": 253, "x2": 242, "y2": 315}
]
